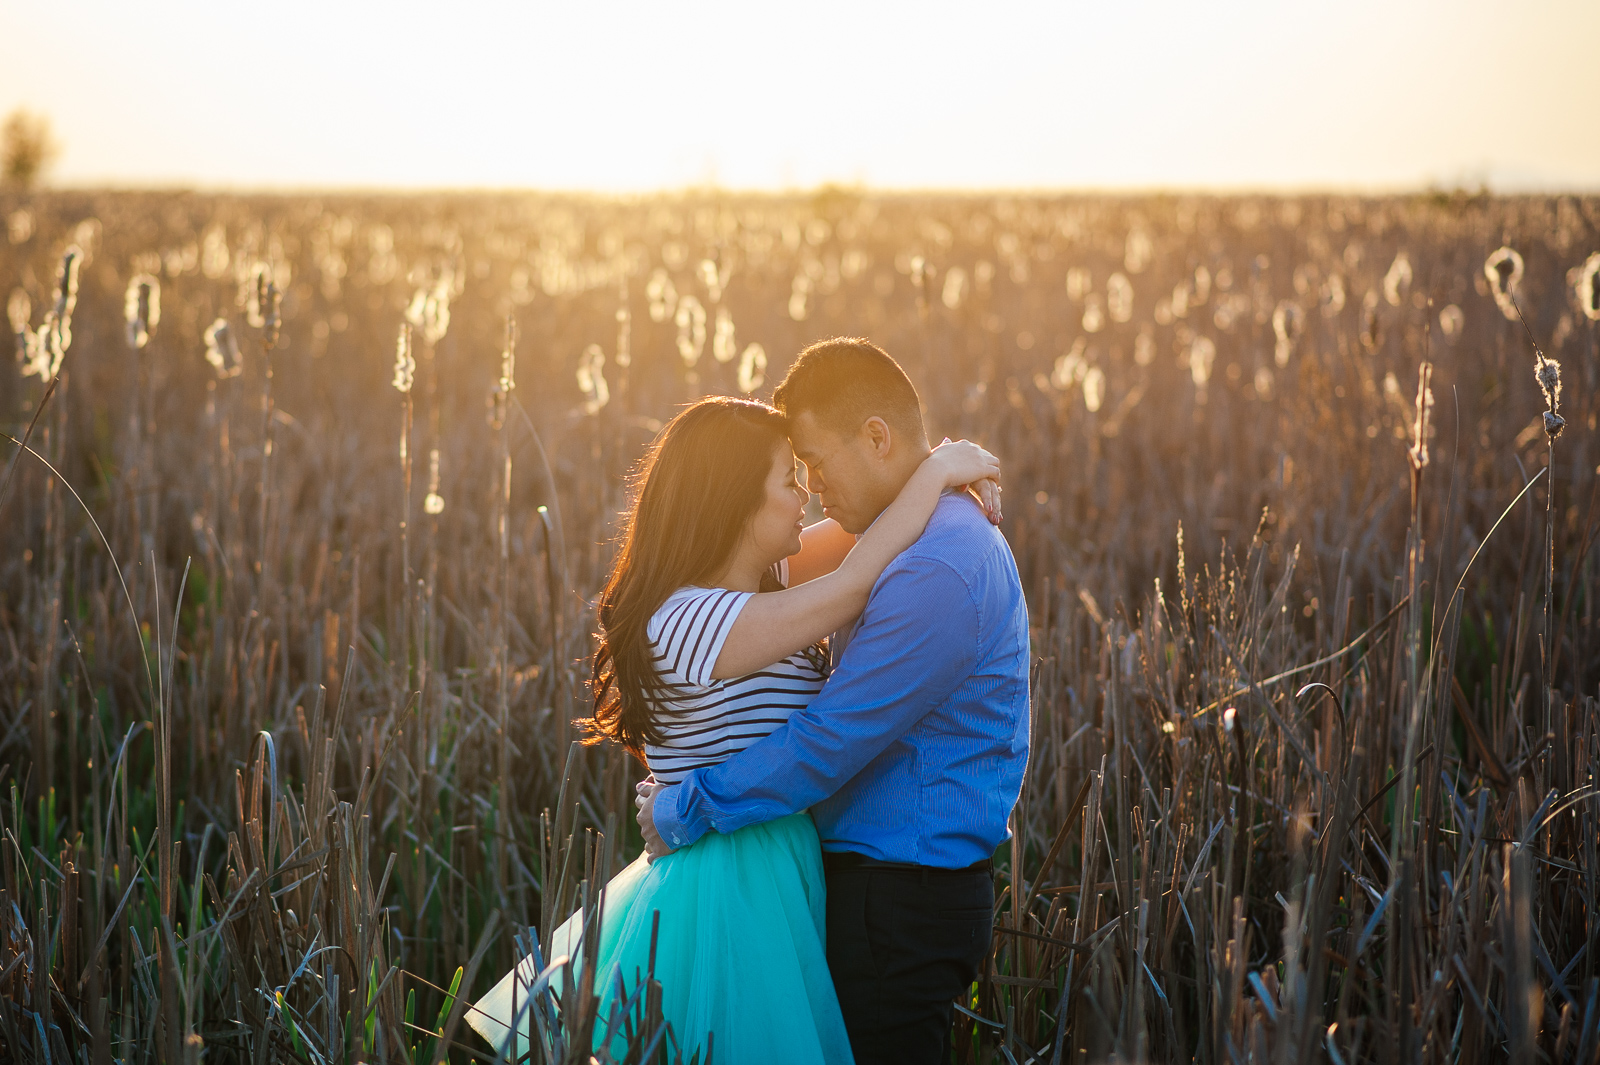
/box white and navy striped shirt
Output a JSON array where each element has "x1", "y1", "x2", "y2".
[{"x1": 643, "y1": 573, "x2": 828, "y2": 786}]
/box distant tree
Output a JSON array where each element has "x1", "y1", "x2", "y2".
[{"x1": 2, "y1": 109, "x2": 60, "y2": 189}]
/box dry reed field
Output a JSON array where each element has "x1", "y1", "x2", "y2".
[{"x1": 1, "y1": 188, "x2": 1598, "y2": 1064}]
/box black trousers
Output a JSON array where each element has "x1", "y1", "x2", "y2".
[{"x1": 823, "y1": 856, "x2": 994, "y2": 1065}]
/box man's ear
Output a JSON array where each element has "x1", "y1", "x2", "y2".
[{"x1": 862, "y1": 416, "x2": 893, "y2": 459}]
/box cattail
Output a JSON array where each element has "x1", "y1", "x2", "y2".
[
  {"x1": 712, "y1": 306, "x2": 737, "y2": 363},
  {"x1": 1439, "y1": 304, "x2": 1465, "y2": 341},
  {"x1": 1320, "y1": 274, "x2": 1345, "y2": 317},
  {"x1": 941, "y1": 267, "x2": 968, "y2": 310},
  {"x1": 424, "y1": 448, "x2": 444, "y2": 515},
  {"x1": 23, "y1": 246, "x2": 83, "y2": 378},
  {"x1": 646, "y1": 268, "x2": 676, "y2": 323},
  {"x1": 1576, "y1": 252, "x2": 1600, "y2": 322},
  {"x1": 910, "y1": 255, "x2": 931, "y2": 318},
  {"x1": 406, "y1": 273, "x2": 453, "y2": 345},
  {"x1": 253, "y1": 267, "x2": 281, "y2": 349},
  {"x1": 1536, "y1": 351, "x2": 1564, "y2": 439},
  {"x1": 392, "y1": 323, "x2": 415, "y2": 393},
  {"x1": 203, "y1": 318, "x2": 243, "y2": 378},
  {"x1": 1272, "y1": 301, "x2": 1304, "y2": 367},
  {"x1": 1051, "y1": 339, "x2": 1088, "y2": 391},
  {"x1": 489, "y1": 315, "x2": 516, "y2": 431},
  {"x1": 1484, "y1": 246, "x2": 1524, "y2": 320},
  {"x1": 577, "y1": 343, "x2": 609, "y2": 413},
  {"x1": 1507, "y1": 292, "x2": 1566, "y2": 440},
  {"x1": 1408, "y1": 362, "x2": 1434, "y2": 470},
  {"x1": 1360, "y1": 289, "x2": 1383, "y2": 352},
  {"x1": 124, "y1": 274, "x2": 161, "y2": 349},
  {"x1": 1134, "y1": 327, "x2": 1156, "y2": 366},
  {"x1": 1082, "y1": 366, "x2": 1106, "y2": 413},
  {"x1": 8, "y1": 288, "x2": 31, "y2": 364},
  {"x1": 500, "y1": 316, "x2": 517, "y2": 392},
  {"x1": 1383, "y1": 252, "x2": 1412, "y2": 307},
  {"x1": 1124, "y1": 228, "x2": 1152, "y2": 274},
  {"x1": 1188, "y1": 335, "x2": 1216, "y2": 388},
  {"x1": 698, "y1": 256, "x2": 729, "y2": 303},
  {"x1": 1065, "y1": 267, "x2": 1092, "y2": 301},
  {"x1": 675, "y1": 295, "x2": 706, "y2": 365},
  {"x1": 614, "y1": 304, "x2": 632, "y2": 368},
  {"x1": 788, "y1": 274, "x2": 811, "y2": 321},
  {"x1": 737, "y1": 342, "x2": 767, "y2": 393},
  {"x1": 53, "y1": 245, "x2": 80, "y2": 345},
  {"x1": 246, "y1": 262, "x2": 270, "y2": 327},
  {"x1": 1082, "y1": 294, "x2": 1105, "y2": 333},
  {"x1": 1167, "y1": 282, "x2": 1189, "y2": 321},
  {"x1": 1106, "y1": 272, "x2": 1133, "y2": 323},
  {"x1": 1253, "y1": 366, "x2": 1273, "y2": 399}
]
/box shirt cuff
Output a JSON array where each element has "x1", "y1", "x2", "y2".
[{"x1": 653, "y1": 781, "x2": 706, "y2": 850}]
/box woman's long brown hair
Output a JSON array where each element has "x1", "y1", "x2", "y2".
[{"x1": 583, "y1": 396, "x2": 790, "y2": 757}]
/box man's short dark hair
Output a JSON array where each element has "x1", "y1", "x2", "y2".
[{"x1": 772, "y1": 337, "x2": 927, "y2": 444}]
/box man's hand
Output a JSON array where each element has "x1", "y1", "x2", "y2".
[{"x1": 635, "y1": 779, "x2": 675, "y2": 861}]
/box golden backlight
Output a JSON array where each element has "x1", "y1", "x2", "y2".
[{"x1": 3, "y1": 0, "x2": 1598, "y2": 191}]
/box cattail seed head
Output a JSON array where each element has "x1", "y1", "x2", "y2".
[
  {"x1": 788, "y1": 274, "x2": 811, "y2": 321},
  {"x1": 1106, "y1": 272, "x2": 1134, "y2": 323},
  {"x1": 250, "y1": 266, "x2": 281, "y2": 348},
  {"x1": 646, "y1": 268, "x2": 676, "y2": 323},
  {"x1": 23, "y1": 249, "x2": 80, "y2": 378},
  {"x1": 1272, "y1": 300, "x2": 1304, "y2": 367},
  {"x1": 490, "y1": 315, "x2": 516, "y2": 430},
  {"x1": 675, "y1": 295, "x2": 706, "y2": 365},
  {"x1": 53, "y1": 246, "x2": 80, "y2": 339},
  {"x1": 1536, "y1": 357, "x2": 1562, "y2": 414},
  {"x1": 1577, "y1": 252, "x2": 1600, "y2": 323},
  {"x1": 1382, "y1": 252, "x2": 1412, "y2": 307},
  {"x1": 406, "y1": 270, "x2": 455, "y2": 345},
  {"x1": 577, "y1": 343, "x2": 609, "y2": 413},
  {"x1": 1188, "y1": 335, "x2": 1216, "y2": 388},
  {"x1": 1484, "y1": 246, "x2": 1524, "y2": 320},
  {"x1": 614, "y1": 304, "x2": 632, "y2": 368},
  {"x1": 712, "y1": 306, "x2": 737, "y2": 363},
  {"x1": 1439, "y1": 304, "x2": 1465, "y2": 341},
  {"x1": 204, "y1": 318, "x2": 243, "y2": 378},
  {"x1": 737, "y1": 342, "x2": 767, "y2": 393},
  {"x1": 8, "y1": 289, "x2": 30, "y2": 363},
  {"x1": 246, "y1": 263, "x2": 268, "y2": 327},
  {"x1": 124, "y1": 273, "x2": 161, "y2": 349},
  {"x1": 392, "y1": 323, "x2": 415, "y2": 393},
  {"x1": 424, "y1": 448, "x2": 444, "y2": 514},
  {"x1": 1082, "y1": 366, "x2": 1106, "y2": 412},
  {"x1": 1408, "y1": 362, "x2": 1434, "y2": 471},
  {"x1": 499, "y1": 315, "x2": 517, "y2": 392}
]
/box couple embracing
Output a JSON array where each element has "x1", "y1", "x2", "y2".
[{"x1": 476, "y1": 338, "x2": 1030, "y2": 1064}]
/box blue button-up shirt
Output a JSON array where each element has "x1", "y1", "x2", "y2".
[{"x1": 653, "y1": 493, "x2": 1031, "y2": 868}]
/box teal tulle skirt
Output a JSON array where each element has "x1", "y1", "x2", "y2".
[{"x1": 470, "y1": 813, "x2": 853, "y2": 1064}]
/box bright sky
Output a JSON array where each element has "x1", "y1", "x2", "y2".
[{"x1": 4, "y1": 0, "x2": 1598, "y2": 192}]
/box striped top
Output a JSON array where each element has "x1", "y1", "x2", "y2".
[{"x1": 643, "y1": 570, "x2": 828, "y2": 786}]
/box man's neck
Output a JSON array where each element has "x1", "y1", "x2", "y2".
[{"x1": 861, "y1": 446, "x2": 933, "y2": 529}]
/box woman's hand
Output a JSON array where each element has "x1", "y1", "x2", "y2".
[
  {"x1": 922, "y1": 439, "x2": 1003, "y2": 524},
  {"x1": 635, "y1": 779, "x2": 674, "y2": 861}
]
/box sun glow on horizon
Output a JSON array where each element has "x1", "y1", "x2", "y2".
[{"x1": 4, "y1": 0, "x2": 1599, "y2": 193}]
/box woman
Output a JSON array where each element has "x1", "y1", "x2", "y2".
[{"x1": 471, "y1": 396, "x2": 999, "y2": 1063}]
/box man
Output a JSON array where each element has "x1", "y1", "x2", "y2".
[{"x1": 638, "y1": 337, "x2": 1030, "y2": 1065}]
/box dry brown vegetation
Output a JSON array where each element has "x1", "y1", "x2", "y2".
[{"x1": 1, "y1": 188, "x2": 1598, "y2": 1063}]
